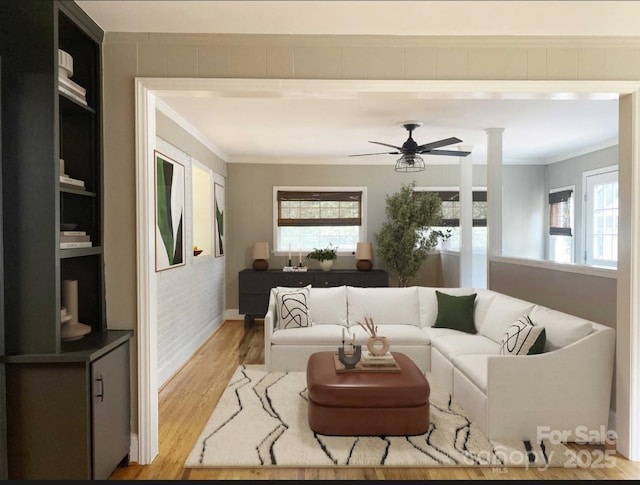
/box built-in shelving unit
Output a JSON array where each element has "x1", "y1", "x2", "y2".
[{"x1": 0, "y1": 1, "x2": 132, "y2": 479}]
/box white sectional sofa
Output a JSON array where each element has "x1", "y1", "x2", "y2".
[{"x1": 263, "y1": 285, "x2": 615, "y2": 442}]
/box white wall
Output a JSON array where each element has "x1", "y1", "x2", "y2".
[{"x1": 155, "y1": 138, "x2": 225, "y2": 387}]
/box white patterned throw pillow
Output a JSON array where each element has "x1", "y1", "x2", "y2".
[
  {"x1": 275, "y1": 286, "x2": 312, "y2": 330},
  {"x1": 499, "y1": 315, "x2": 546, "y2": 355}
]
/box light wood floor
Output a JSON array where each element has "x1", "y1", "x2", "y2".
[{"x1": 108, "y1": 320, "x2": 640, "y2": 480}]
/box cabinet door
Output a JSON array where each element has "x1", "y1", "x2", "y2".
[{"x1": 91, "y1": 341, "x2": 130, "y2": 479}]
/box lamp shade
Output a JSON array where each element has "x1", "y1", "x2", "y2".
[
  {"x1": 252, "y1": 242, "x2": 270, "y2": 260},
  {"x1": 355, "y1": 242, "x2": 373, "y2": 260},
  {"x1": 355, "y1": 242, "x2": 373, "y2": 271}
]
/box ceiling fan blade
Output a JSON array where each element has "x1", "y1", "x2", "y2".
[
  {"x1": 416, "y1": 137, "x2": 462, "y2": 152},
  {"x1": 424, "y1": 149, "x2": 471, "y2": 157},
  {"x1": 348, "y1": 151, "x2": 400, "y2": 157},
  {"x1": 369, "y1": 141, "x2": 404, "y2": 151}
]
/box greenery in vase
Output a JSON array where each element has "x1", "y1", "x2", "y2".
[
  {"x1": 305, "y1": 244, "x2": 338, "y2": 262},
  {"x1": 375, "y1": 182, "x2": 444, "y2": 287}
]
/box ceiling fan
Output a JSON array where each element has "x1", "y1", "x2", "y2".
[{"x1": 349, "y1": 122, "x2": 471, "y2": 172}]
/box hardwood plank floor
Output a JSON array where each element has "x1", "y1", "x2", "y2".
[{"x1": 108, "y1": 320, "x2": 640, "y2": 480}]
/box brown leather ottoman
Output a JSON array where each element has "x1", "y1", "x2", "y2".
[{"x1": 306, "y1": 351, "x2": 430, "y2": 436}]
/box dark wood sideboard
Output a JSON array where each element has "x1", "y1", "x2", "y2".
[{"x1": 238, "y1": 269, "x2": 389, "y2": 327}]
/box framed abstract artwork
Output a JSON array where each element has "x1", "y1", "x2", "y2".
[
  {"x1": 154, "y1": 150, "x2": 186, "y2": 271},
  {"x1": 214, "y1": 182, "x2": 225, "y2": 257}
]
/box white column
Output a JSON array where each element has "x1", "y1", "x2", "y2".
[
  {"x1": 459, "y1": 146, "x2": 473, "y2": 287},
  {"x1": 485, "y1": 128, "x2": 505, "y2": 287}
]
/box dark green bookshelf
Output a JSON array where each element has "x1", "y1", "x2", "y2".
[{"x1": 0, "y1": 1, "x2": 131, "y2": 479}]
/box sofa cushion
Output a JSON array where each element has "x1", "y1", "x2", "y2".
[
  {"x1": 418, "y1": 287, "x2": 478, "y2": 327},
  {"x1": 430, "y1": 333, "x2": 499, "y2": 361},
  {"x1": 477, "y1": 293, "x2": 536, "y2": 344},
  {"x1": 347, "y1": 286, "x2": 420, "y2": 327},
  {"x1": 529, "y1": 306, "x2": 593, "y2": 351},
  {"x1": 433, "y1": 291, "x2": 477, "y2": 334},
  {"x1": 423, "y1": 326, "x2": 469, "y2": 340},
  {"x1": 349, "y1": 323, "x2": 431, "y2": 346},
  {"x1": 275, "y1": 285, "x2": 312, "y2": 329},
  {"x1": 271, "y1": 324, "x2": 345, "y2": 346},
  {"x1": 498, "y1": 315, "x2": 546, "y2": 355},
  {"x1": 309, "y1": 286, "x2": 348, "y2": 326}
]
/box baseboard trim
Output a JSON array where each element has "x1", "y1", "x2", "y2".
[{"x1": 225, "y1": 308, "x2": 242, "y2": 321}]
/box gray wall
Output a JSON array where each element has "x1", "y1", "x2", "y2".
[{"x1": 502, "y1": 165, "x2": 547, "y2": 259}]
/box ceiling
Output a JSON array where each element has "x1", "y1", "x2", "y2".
[{"x1": 76, "y1": 1, "x2": 636, "y2": 166}]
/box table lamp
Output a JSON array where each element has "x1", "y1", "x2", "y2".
[
  {"x1": 252, "y1": 242, "x2": 270, "y2": 270},
  {"x1": 355, "y1": 242, "x2": 373, "y2": 271}
]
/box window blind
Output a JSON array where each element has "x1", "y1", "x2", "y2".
[
  {"x1": 277, "y1": 190, "x2": 362, "y2": 226},
  {"x1": 419, "y1": 191, "x2": 487, "y2": 227},
  {"x1": 549, "y1": 189, "x2": 573, "y2": 236}
]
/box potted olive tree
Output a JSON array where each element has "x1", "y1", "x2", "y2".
[{"x1": 375, "y1": 182, "x2": 443, "y2": 286}]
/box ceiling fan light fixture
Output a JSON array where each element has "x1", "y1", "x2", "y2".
[{"x1": 395, "y1": 153, "x2": 425, "y2": 172}]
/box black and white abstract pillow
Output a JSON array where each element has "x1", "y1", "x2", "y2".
[
  {"x1": 275, "y1": 286, "x2": 312, "y2": 329},
  {"x1": 499, "y1": 315, "x2": 546, "y2": 355}
]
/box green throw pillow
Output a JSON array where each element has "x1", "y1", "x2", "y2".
[{"x1": 433, "y1": 291, "x2": 477, "y2": 334}]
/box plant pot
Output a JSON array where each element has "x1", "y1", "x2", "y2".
[
  {"x1": 319, "y1": 259, "x2": 334, "y2": 271},
  {"x1": 367, "y1": 336, "x2": 389, "y2": 356}
]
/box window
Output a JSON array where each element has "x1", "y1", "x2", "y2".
[
  {"x1": 548, "y1": 188, "x2": 574, "y2": 263},
  {"x1": 419, "y1": 189, "x2": 487, "y2": 251},
  {"x1": 584, "y1": 167, "x2": 618, "y2": 267},
  {"x1": 274, "y1": 187, "x2": 366, "y2": 253}
]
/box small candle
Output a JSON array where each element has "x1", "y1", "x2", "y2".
[
  {"x1": 288, "y1": 244, "x2": 291, "y2": 260},
  {"x1": 342, "y1": 328, "x2": 345, "y2": 342},
  {"x1": 299, "y1": 248, "x2": 302, "y2": 264},
  {"x1": 352, "y1": 333, "x2": 356, "y2": 345}
]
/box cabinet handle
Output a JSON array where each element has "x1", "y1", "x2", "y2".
[
  {"x1": 298, "y1": 281, "x2": 303, "y2": 285},
  {"x1": 96, "y1": 374, "x2": 104, "y2": 402},
  {"x1": 323, "y1": 281, "x2": 329, "y2": 285}
]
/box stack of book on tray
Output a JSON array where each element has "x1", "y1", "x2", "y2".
[
  {"x1": 361, "y1": 351, "x2": 397, "y2": 367},
  {"x1": 60, "y1": 230, "x2": 92, "y2": 249}
]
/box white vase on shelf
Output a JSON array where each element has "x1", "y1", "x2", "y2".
[
  {"x1": 61, "y1": 279, "x2": 92, "y2": 342},
  {"x1": 319, "y1": 259, "x2": 334, "y2": 271}
]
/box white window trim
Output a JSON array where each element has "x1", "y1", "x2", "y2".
[
  {"x1": 272, "y1": 185, "x2": 367, "y2": 256},
  {"x1": 581, "y1": 164, "x2": 619, "y2": 266}
]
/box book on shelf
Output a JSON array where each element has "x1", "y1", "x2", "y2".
[
  {"x1": 58, "y1": 83, "x2": 88, "y2": 106},
  {"x1": 60, "y1": 230, "x2": 86, "y2": 236},
  {"x1": 60, "y1": 241, "x2": 92, "y2": 249},
  {"x1": 59, "y1": 175, "x2": 85, "y2": 189},
  {"x1": 60, "y1": 235, "x2": 91, "y2": 243},
  {"x1": 58, "y1": 75, "x2": 86, "y2": 97}
]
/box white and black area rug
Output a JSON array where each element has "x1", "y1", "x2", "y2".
[{"x1": 185, "y1": 365, "x2": 570, "y2": 468}]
